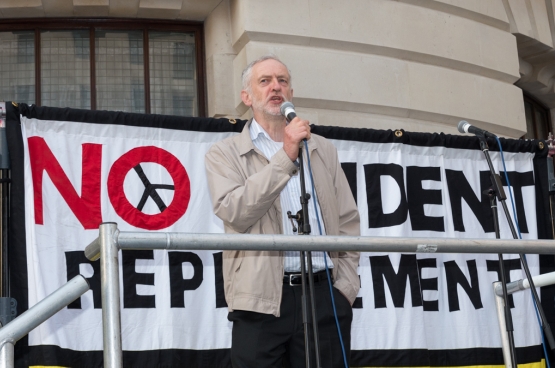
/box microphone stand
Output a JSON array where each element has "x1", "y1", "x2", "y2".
[
  {"x1": 477, "y1": 135, "x2": 555, "y2": 360},
  {"x1": 288, "y1": 142, "x2": 322, "y2": 368},
  {"x1": 485, "y1": 185, "x2": 517, "y2": 367}
]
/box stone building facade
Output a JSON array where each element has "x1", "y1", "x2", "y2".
[{"x1": 1, "y1": 0, "x2": 554, "y2": 138}]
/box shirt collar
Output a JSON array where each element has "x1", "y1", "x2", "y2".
[
  {"x1": 249, "y1": 118, "x2": 274, "y2": 143},
  {"x1": 237, "y1": 119, "x2": 263, "y2": 156}
]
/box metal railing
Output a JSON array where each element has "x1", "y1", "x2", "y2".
[
  {"x1": 0, "y1": 275, "x2": 89, "y2": 368},
  {"x1": 84, "y1": 222, "x2": 555, "y2": 368},
  {"x1": 492, "y1": 271, "x2": 555, "y2": 368}
]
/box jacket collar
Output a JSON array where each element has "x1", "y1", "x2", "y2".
[
  {"x1": 238, "y1": 118, "x2": 319, "y2": 156},
  {"x1": 238, "y1": 119, "x2": 257, "y2": 156}
]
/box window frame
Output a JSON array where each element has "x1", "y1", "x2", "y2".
[{"x1": 0, "y1": 18, "x2": 206, "y2": 116}]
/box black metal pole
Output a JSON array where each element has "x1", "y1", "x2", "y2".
[
  {"x1": 299, "y1": 249, "x2": 312, "y2": 368},
  {"x1": 550, "y1": 194, "x2": 555, "y2": 239},
  {"x1": 487, "y1": 188, "x2": 517, "y2": 367},
  {"x1": 1, "y1": 169, "x2": 8, "y2": 297},
  {"x1": 297, "y1": 144, "x2": 322, "y2": 368},
  {"x1": 479, "y1": 137, "x2": 555, "y2": 352},
  {"x1": 0, "y1": 108, "x2": 7, "y2": 298}
]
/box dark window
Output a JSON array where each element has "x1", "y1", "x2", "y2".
[
  {"x1": 0, "y1": 19, "x2": 205, "y2": 117},
  {"x1": 15, "y1": 85, "x2": 33, "y2": 103},
  {"x1": 0, "y1": 31, "x2": 35, "y2": 104},
  {"x1": 173, "y1": 94, "x2": 194, "y2": 117},
  {"x1": 523, "y1": 94, "x2": 551, "y2": 139},
  {"x1": 132, "y1": 81, "x2": 145, "y2": 113}
]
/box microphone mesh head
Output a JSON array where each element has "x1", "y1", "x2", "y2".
[
  {"x1": 457, "y1": 120, "x2": 468, "y2": 134},
  {"x1": 280, "y1": 101, "x2": 295, "y2": 116}
]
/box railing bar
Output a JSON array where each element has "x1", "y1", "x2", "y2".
[
  {"x1": 109, "y1": 232, "x2": 555, "y2": 255},
  {"x1": 0, "y1": 275, "x2": 89, "y2": 345}
]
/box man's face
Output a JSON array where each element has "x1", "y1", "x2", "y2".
[{"x1": 242, "y1": 59, "x2": 293, "y2": 117}]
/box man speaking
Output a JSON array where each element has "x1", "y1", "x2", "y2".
[{"x1": 205, "y1": 55, "x2": 360, "y2": 368}]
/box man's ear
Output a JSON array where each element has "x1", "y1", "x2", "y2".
[{"x1": 241, "y1": 90, "x2": 252, "y2": 107}]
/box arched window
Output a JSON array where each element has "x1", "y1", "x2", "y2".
[{"x1": 0, "y1": 19, "x2": 205, "y2": 116}]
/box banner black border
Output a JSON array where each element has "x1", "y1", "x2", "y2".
[
  {"x1": 6, "y1": 102, "x2": 29, "y2": 367},
  {"x1": 27, "y1": 344, "x2": 544, "y2": 368},
  {"x1": 16, "y1": 103, "x2": 548, "y2": 155}
]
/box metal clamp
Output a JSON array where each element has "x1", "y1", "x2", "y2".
[{"x1": 0, "y1": 298, "x2": 16, "y2": 327}]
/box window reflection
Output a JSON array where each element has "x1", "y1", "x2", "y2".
[
  {"x1": 150, "y1": 32, "x2": 196, "y2": 116},
  {"x1": 96, "y1": 30, "x2": 144, "y2": 113},
  {"x1": 0, "y1": 23, "x2": 202, "y2": 117},
  {"x1": 41, "y1": 30, "x2": 91, "y2": 109}
]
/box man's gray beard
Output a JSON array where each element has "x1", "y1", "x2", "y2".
[
  {"x1": 252, "y1": 99, "x2": 282, "y2": 117},
  {"x1": 264, "y1": 108, "x2": 282, "y2": 116}
]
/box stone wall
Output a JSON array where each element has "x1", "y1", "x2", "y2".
[{"x1": 2, "y1": 0, "x2": 555, "y2": 136}]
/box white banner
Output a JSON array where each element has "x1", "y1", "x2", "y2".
[{"x1": 21, "y1": 117, "x2": 542, "y2": 360}]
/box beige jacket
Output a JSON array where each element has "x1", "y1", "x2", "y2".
[{"x1": 205, "y1": 120, "x2": 360, "y2": 317}]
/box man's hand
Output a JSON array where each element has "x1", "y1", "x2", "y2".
[{"x1": 283, "y1": 117, "x2": 311, "y2": 161}]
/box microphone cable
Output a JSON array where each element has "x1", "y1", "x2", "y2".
[
  {"x1": 303, "y1": 140, "x2": 349, "y2": 368},
  {"x1": 495, "y1": 137, "x2": 552, "y2": 368}
]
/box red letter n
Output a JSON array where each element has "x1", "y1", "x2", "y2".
[{"x1": 28, "y1": 137, "x2": 102, "y2": 230}]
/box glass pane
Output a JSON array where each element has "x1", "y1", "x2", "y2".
[
  {"x1": 41, "y1": 30, "x2": 91, "y2": 109},
  {"x1": 96, "y1": 30, "x2": 144, "y2": 113},
  {"x1": 149, "y1": 32, "x2": 197, "y2": 116},
  {"x1": 535, "y1": 108, "x2": 548, "y2": 140},
  {"x1": 0, "y1": 31, "x2": 35, "y2": 105},
  {"x1": 524, "y1": 100, "x2": 535, "y2": 139}
]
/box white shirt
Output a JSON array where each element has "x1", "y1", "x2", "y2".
[{"x1": 249, "y1": 118, "x2": 333, "y2": 272}]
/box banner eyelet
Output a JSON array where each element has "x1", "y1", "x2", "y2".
[
  {"x1": 229, "y1": 118, "x2": 237, "y2": 125},
  {"x1": 394, "y1": 130, "x2": 403, "y2": 138}
]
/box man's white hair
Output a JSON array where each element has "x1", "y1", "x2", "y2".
[{"x1": 241, "y1": 55, "x2": 293, "y2": 93}]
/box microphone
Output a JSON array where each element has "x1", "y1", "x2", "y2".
[
  {"x1": 280, "y1": 101, "x2": 307, "y2": 143},
  {"x1": 280, "y1": 101, "x2": 297, "y2": 122},
  {"x1": 457, "y1": 120, "x2": 497, "y2": 139}
]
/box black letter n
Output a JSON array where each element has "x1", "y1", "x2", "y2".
[{"x1": 444, "y1": 259, "x2": 483, "y2": 311}]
